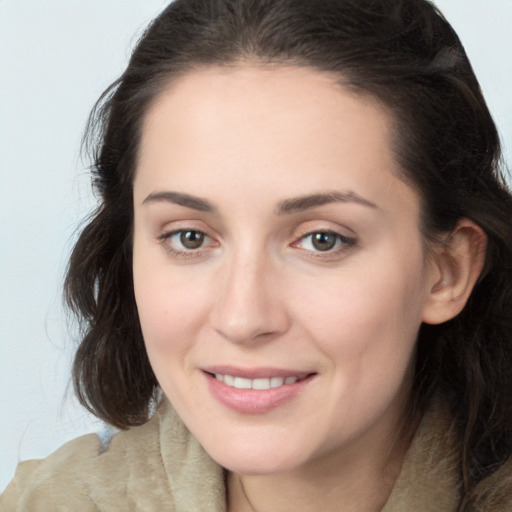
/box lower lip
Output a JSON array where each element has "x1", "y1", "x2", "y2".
[{"x1": 204, "y1": 372, "x2": 314, "y2": 414}]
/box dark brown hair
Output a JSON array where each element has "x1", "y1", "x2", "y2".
[{"x1": 65, "y1": 0, "x2": 512, "y2": 508}]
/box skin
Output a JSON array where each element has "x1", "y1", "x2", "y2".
[{"x1": 132, "y1": 65, "x2": 485, "y2": 511}]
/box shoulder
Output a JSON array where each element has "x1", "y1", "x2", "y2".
[
  {"x1": 0, "y1": 400, "x2": 226, "y2": 512},
  {"x1": 0, "y1": 433, "x2": 104, "y2": 511}
]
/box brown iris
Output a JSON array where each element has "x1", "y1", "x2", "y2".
[
  {"x1": 311, "y1": 232, "x2": 337, "y2": 251},
  {"x1": 180, "y1": 230, "x2": 205, "y2": 249}
]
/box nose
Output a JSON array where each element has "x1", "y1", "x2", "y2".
[{"x1": 210, "y1": 250, "x2": 290, "y2": 345}]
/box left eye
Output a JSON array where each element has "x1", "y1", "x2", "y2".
[
  {"x1": 296, "y1": 231, "x2": 353, "y2": 252},
  {"x1": 162, "y1": 229, "x2": 212, "y2": 252}
]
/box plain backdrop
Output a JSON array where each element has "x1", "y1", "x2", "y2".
[{"x1": 1, "y1": 0, "x2": 511, "y2": 494}]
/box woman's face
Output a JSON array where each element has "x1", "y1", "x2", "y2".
[{"x1": 132, "y1": 66, "x2": 439, "y2": 475}]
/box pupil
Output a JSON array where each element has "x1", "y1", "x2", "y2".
[
  {"x1": 312, "y1": 232, "x2": 336, "y2": 251},
  {"x1": 180, "y1": 231, "x2": 204, "y2": 249}
]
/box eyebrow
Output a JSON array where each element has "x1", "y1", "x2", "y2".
[
  {"x1": 142, "y1": 191, "x2": 216, "y2": 212},
  {"x1": 141, "y1": 190, "x2": 377, "y2": 214},
  {"x1": 275, "y1": 191, "x2": 377, "y2": 214}
]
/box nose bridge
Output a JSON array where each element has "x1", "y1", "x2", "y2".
[{"x1": 212, "y1": 242, "x2": 287, "y2": 344}]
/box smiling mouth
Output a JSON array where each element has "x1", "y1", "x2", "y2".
[
  {"x1": 210, "y1": 373, "x2": 310, "y2": 390},
  {"x1": 203, "y1": 369, "x2": 316, "y2": 413}
]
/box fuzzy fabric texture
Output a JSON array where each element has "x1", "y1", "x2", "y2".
[
  {"x1": 1, "y1": 398, "x2": 511, "y2": 511},
  {"x1": 0, "y1": 400, "x2": 225, "y2": 512}
]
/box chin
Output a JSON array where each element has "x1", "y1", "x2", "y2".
[
  {"x1": 199, "y1": 432, "x2": 311, "y2": 476},
  {"x1": 216, "y1": 453, "x2": 302, "y2": 476}
]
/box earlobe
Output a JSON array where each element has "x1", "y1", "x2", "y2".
[{"x1": 422, "y1": 219, "x2": 487, "y2": 325}]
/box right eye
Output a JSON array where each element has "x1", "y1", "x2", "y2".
[{"x1": 159, "y1": 229, "x2": 216, "y2": 256}]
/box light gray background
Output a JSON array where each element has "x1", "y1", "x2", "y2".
[{"x1": 1, "y1": 0, "x2": 511, "y2": 494}]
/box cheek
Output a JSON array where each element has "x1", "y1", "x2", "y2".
[
  {"x1": 134, "y1": 270, "x2": 209, "y2": 352},
  {"x1": 298, "y1": 262, "x2": 424, "y2": 428},
  {"x1": 298, "y1": 262, "x2": 424, "y2": 349},
  {"x1": 133, "y1": 265, "x2": 211, "y2": 409},
  {"x1": 293, "y1": 249, "x2": 426, "y2": 391},
  {"x1": 132, "y1": 236, "x2": 210, "y2": 357}
]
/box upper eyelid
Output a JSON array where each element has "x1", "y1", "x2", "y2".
[
  {"x1": 158, "y1": 222, "x2": 214, "y2": 238},
  {"x1": 293, "y1": 225, "x2": 357, "y2": 241},
  {"x1": 298, "y1": 228, "x2": 354, "y2": 238},
  {"x1": 291, "y1": 216, "x2": 356, "y2": 234}
]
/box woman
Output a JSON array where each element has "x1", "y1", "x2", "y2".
[{"x1": 2, "y1": 0, "x2": 512, "y2": 510}]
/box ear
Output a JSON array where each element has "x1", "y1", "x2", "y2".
[{"x1": 422, "y1": 219, "x2": 487, "y2": 325}]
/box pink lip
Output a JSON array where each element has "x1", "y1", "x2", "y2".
[{"x1": 202, "y1": 367, "x2": 316, "y2": 414}]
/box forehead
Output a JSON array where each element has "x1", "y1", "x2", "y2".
[
  {"x1": 134, "y1": 65, "x2": 417, "y2": 218},
  {"x1": 140, "y1": 65, "x2": 392, "y2": 156}
]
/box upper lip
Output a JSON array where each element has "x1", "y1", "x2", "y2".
[{"x1": 202, "y1": 365, "x2": 315, "y2": 380}]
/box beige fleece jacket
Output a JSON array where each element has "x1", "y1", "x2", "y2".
[{"x1": 1, "y1": 399, "x2": 511, "y2": 511}]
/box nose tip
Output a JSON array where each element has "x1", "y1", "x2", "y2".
[
  {"x1": 214, "y1": 311, "x2": 274, "y2": 344},
  {"x1": 211, "y1": 259, "x2": 289, "y2": 345}
]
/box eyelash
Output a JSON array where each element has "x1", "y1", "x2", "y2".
[{"x1": 157, "y1": 229, "x2": 356, "y2": 259}]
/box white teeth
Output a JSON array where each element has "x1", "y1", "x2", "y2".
[
  {"x1": 270, "y1": 377, "x2": 284, "y2": 388},
  {"x1": 214, "y1": 374, "x2": 303, "y2": 389},
  {"x1": 233, "y1": 377, "x2": 252, "y2": 389},
  {"x1": 252, "y1": 378, "x2": 271, "y2": 390}
]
